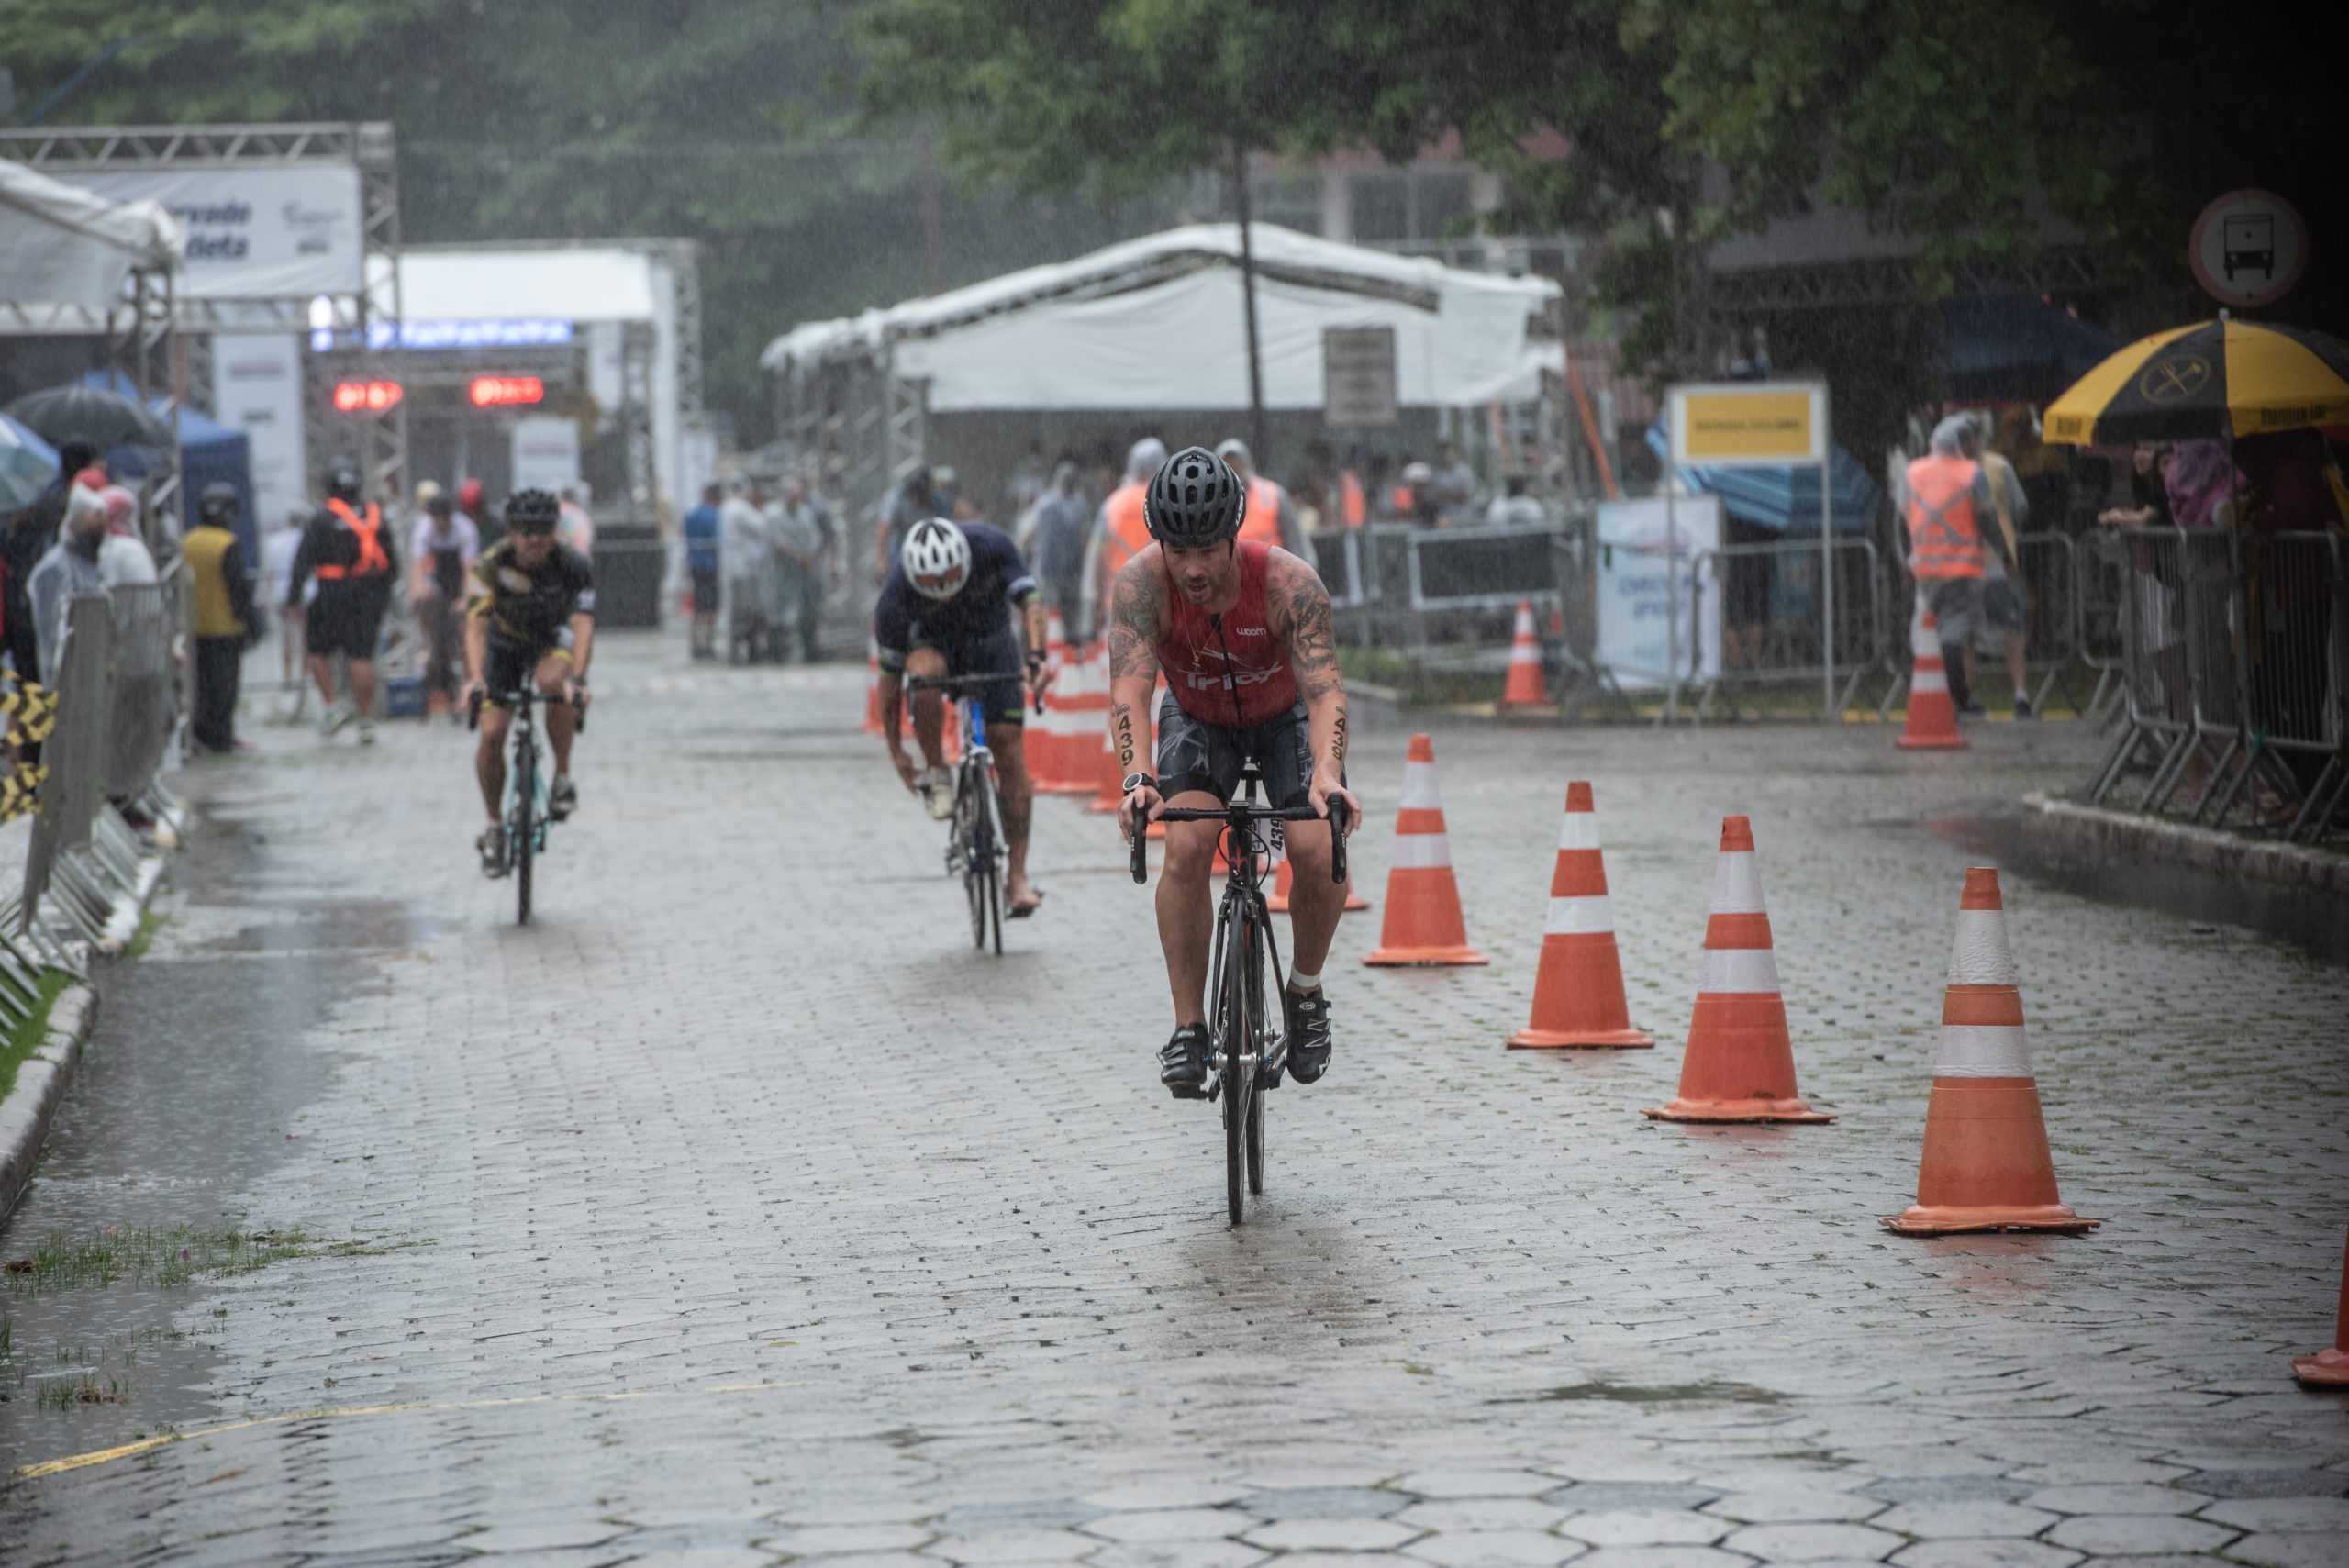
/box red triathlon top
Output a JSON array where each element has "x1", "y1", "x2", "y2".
[{"x1": 1157, "y1": 540, "x2": 1300, "y2": 727}]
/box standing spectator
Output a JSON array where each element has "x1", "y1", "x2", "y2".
[
  {"x1": 184, "y1": 483, "x2": 257, "y2": 753},
  {"x1": 28, "y1": 481, "x2": 108, "y2": 681},
  {"x1": 721, "y1": 479, "x2": 774, "y2": 662},
  {"x1": 1431, "y1": 439, "x2": 1479, "y2": 518},
  {"x1": 875, "y1": 465, "x2": 941, "y2": 582},
  {"x1": 1078, "y1": 437, "x2": 1165, "y2": 643},
  {"x1": 1215, "y1": 439, "x2": 1308, "y2": 554},
  {"x1": 1900, "y1": 414, "x2": 2003, "y2": 717},
  {"x1": 1484, "y1": 474, "x2": 1546, "y2": 528},
  {"x1": 1396, "y1": 462, "x2": 1442, "y2": 527},
  {"x1": 1024, "y1": 462, "x2": 1091, "y2": 630},
  {"x1": 5, "y1": 441, "x2": 98, "y2": 683},
  {"x1": 557, "y1": 486, "x2": 596, "y2": 559},
  {"x1": 682, "y1": 483, "x2": 723, "y2": 660},
  {"x1": 1973, "y1": 411, "x2": 2034, "y2": 717},
  {"x1": 260, "y1": 507, "x2": 309, "y2": 696},
  {"x1": 407, "y1": 485, "x2": 480, "y2": 717},
  {"x1": 1006, "y1": 439, "x2": 1049, "y2": 520},
  {"x1": 2095, "y1": 442, "x2": 2173, "y2": 529},
  {"x1": 771, "y1": 475, "x2": 828, "y2": 663},
  {"x1": 461, "y1": 478, "x2": 499, "y2": 550},
  {"x1": 95, "y1": 485, "x2": 160, "y2": 587},
  {"x1": 288, "y1": 461, "x2": 400, "y2": 743}
]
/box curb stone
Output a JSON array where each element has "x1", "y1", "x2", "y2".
[
  {"x1": 2021, "y1": 790, "x2": 2349, "y2": 898},
  {"x1": 0, "y1": 980, "x2": 99, "y2": 1224}
]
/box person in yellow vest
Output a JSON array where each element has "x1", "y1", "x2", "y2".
[
  {"x1": 1078, "y1": 437, "x2": 1164, "y2": 642},
  {"x1": 287, "y1": 462, "x2": 401, "y2": 744},
  {"x1": 1899, "y1": 414, "x2": 2008, "y2": 717},
  {"x1": 184, "y1": 482, "x2": 259, "y2": 754},
  {"x1": 1972, "y1": 411, "x2": 2035, "y2": 717},
  {"x1": 1213, "y1": 439, "x2": 1308, "y2": 554}
]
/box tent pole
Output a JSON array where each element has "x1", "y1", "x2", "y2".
[{"x1": 1233, "y1": 139, "x2": 1269, "y2": 469}]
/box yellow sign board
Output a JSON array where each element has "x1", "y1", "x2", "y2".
[{"x1": 1668, "y1": 383, "x2": 1828, "y2": 467}]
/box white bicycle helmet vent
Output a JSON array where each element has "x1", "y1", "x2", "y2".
[{"x1": 904, "y1": 517, "x2": 973, "y2": 601}]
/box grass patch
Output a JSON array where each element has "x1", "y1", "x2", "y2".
[
  {"x1": 123, "y1": 911, "x2": 168, "y2": 961},
  {"x1": 0, "y1": 1224, "x2": 410, "y2": 1294},
  {"x1": 0, "y1": 970, "x2": 75, "y2": 1106}
]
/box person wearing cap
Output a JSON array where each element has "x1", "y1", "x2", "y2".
[
  {"x1": 184, "y1": 483, "x2": 259, "y2": 752},
  {"x1": 1213, "y1": 439, "x2": 1308, "y2": 556},
  {"x1": 1078, "y1": 437, "x2": 1166, "y2": 643},
  {"x1": 94, "y1": 485, "x2": 159, "y2": 587},
  {"x1": 28, "y1": 470, "x2": 115, "y2": 680}
]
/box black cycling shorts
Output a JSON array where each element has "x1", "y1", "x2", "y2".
[
  {"x1": 1156, "y1": 692, "x2": 1333, "y2": 811},
  {"x1": 305, "y1": 584, "x2": 389, "y2": 661},
  {"x1": 485, "y1": 628, "x2": 573, "y2": 706},
  {"x1": 907, "y1": 626, "x2": 1025, "y2": 729}
]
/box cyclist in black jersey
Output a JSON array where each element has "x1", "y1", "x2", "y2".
[{"x1": 462, "y1": 489, "x2": 596, "y2": 875}]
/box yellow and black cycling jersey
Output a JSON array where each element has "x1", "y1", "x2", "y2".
[{"x1": 468, "y1": 537, "x2": 596, "y2": 648}]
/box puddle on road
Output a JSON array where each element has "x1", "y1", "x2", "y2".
[
  {"x1": 1918, "y1": 814, "x2": 2349, "y2": 970},
  {"x1": 1493, "y1": 1379, "x2": 1787, "y2": 1406},
  {"x1": 0, "y1": 813, "x2": 403, "y2": 1466}
]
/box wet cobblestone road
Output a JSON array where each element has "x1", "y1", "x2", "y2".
[{"x1": 3, "y1": 631, "x2": 2344, "y2": 1566}]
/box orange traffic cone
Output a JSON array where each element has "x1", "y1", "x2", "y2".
[
  {"x1": 1364, "y1": 734, "x2": 1487, "y2": 966},
  {"x1": 2292, "y1": 1231, "x2": 2349, "y2": 1386},
  {"x1": 1880, "y1": 868, "x2": 2096, "y2": 1235},
  {"x1": 862, "y1": 635, "x2": 885, "y2": 734},
  {"x1": 1898, "y1": 606, "x2": 1967, "y2": 750},
  {"x1": 1643, "y1": 816, "x2": 1831, "y2": 1122},
  {"x1": 1265, "y1": 846, "x2": 1370, "y2": 913},
  {"x1": 1508, "y1": 782, "x2": 1652, "y2": 1049},
  {"x1": 1498, "y1": 599, "x2": 1549, "y2": 708},
  {"x1": 1031, "y1": 611, "x2": 1093, "y2": 794}
]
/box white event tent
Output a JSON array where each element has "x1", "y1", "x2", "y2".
[
  {"x1": 0, "y1": 158, "x2": 184, "y2": 327},
  {"x1": 763, "y1": 222, "x2": 1564, "y2": 414}
]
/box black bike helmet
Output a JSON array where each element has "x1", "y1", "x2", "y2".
[
  {"x1": 197, "y1": 482, "x2": 241, "y2": 526},
  {"x1": 507, "y1": 487, "x2": 560, "y2": 532},
  {"x1": 325, "y1": 462, "x2": 363, "y2": 504},
  {"x1": 1143, "y1": 446, "x2": 1245, "y2": 546}
]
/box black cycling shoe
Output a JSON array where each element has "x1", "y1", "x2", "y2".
[
  {"x1": 1159, "y1": 1023, "x2": 1210, "y2": 1099},
  {"x1": 1283, "y1": 985, "x2": 1333, "y2": 1084}
]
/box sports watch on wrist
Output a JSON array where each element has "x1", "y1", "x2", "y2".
[{"x1": 1122, "y1": 773, "x2": 1158, "y2": 795}]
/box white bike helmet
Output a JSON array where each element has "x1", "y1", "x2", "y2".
[{"x1": 903, "y1": 516, "x2": 973, "y2": 601}]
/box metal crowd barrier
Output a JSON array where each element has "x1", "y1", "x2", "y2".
[
  {"x1": 2084, "y1": 527, "x2": 2346, "y2": 841},
  {"x1": 1682, "y1": 537, "x2": 1890, "y2": 721},
  {"x1": 106, "y1": 582, "x2": 173, "y2": 800}
]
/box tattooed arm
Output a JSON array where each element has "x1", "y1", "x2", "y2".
[
  {"x1": 1106, "y1": 550, "x2": 1166, "y2": 839},
  {"x1": 1269, "y1": 549, "x2": 1361, "y2": 823}
]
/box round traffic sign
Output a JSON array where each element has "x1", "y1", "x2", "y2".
[{"x1": 2189, "y1": 189, "x2": 2307, "y2": 309}]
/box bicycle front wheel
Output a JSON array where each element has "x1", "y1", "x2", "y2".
[
  {"x1": 957, "y1": 773, "x2": 987, "y2": 950},
  {"x1": 1218, "y1": 895, "x2": 1254, "y2": 1226},
  {"x1": 980, "y1": 771, "x2": 1006, "y2": 956},
  {"x1": 513, "y1": 734, "x2": 537, "y2": 927}
]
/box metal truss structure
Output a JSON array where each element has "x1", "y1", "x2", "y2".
[
  {"x1": 0, "y1": 121, "x2": 406, "y2": 498},
  {"x1": 1703, "y1": 247, "x2": 2108, "y2": 316}
]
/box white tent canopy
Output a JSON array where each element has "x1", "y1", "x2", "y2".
[
  {"x1": 763, "y1": 223, "x2": 1563, "y2": 413},
  {"x1": 0, "y1": 158, "x2": 184, "y2": 313}
]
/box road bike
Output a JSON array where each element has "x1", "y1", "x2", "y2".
[
  {"x1": 469, "y1": 689, "x2": 582, "y2": 927},
  {"x1": 1131, "y1": 762, "x2": 1349, "y2": 1225},
  {"x1": 907, "y1": 673, "x2": 1039, "y2": 954}
]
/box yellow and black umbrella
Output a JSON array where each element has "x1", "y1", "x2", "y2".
[{"x1": 2043, "y1": 317, "x2": 2349, "y2": 446}]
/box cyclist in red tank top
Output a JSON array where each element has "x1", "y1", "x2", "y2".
[{"x1": 1105, "y1": 448, "x2": 1361, "y2": 1098}]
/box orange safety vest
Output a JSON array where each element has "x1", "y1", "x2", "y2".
[
  {"x1": 317, "y1": 497, "x2": 392, "y2": 581},
  {"x1": 1903, "y1": 454, "x2": 1984, "y2": 580},
  {"x1": 1099, "y1": 482, "x2": 1152, "y2": 574},
  {"x1": 1337, "y1": 471, "x2": 1366, "y2": 529},
  {"x1": 1237, "y1": 477, "x2": 1284, "y2": 547}
]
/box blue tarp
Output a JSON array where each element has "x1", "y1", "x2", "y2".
[
  {"x1": 1643, "y1": 424, "x2": 1883, "y2": 536},
  {"x1": 79, "y1": 370, "x2": 258, "y2": 566}
]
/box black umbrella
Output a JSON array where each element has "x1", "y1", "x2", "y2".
[{"x1": 3, "y1": 383, "x2": 175, "y2": 455}]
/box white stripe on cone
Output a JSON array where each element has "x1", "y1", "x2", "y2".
[
  {"x1": 1399, "y1": 762, "x2": 1442, "y2": 811},
  {"x1": 1710, "y1": 851, "x2": 1765, "y2": 915},
  {"x1": 1913, "y1": 667, "x2": 1948, "y2": 693},
  {"x1": 1932, "y1": 1024, "x2": 2033, "y2": 1077},
  {"x1": 1544, "y1": 895, "x2": 1615, "y2": 936},
  {"x1": 1697, "y1": 947, "x2": 1781, "y2": 994},
  {"x1": 1390, "y1": 834, "x2": 1455, "y2": 870},
  {"x1": 1947, "y1": 910, "x2": 2019, "y2": 986},
  {"x1": 1556, "y1": 813, "x2": 1600, "y2": 851}
]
